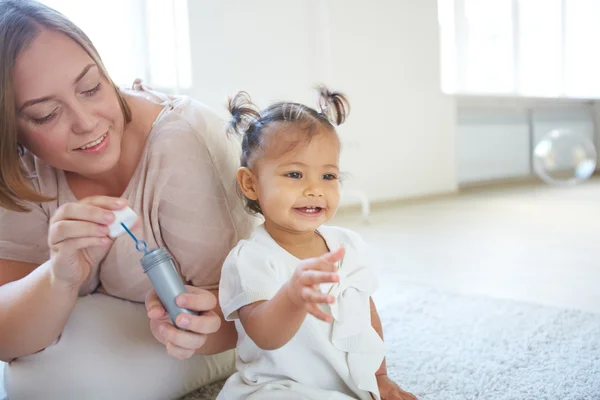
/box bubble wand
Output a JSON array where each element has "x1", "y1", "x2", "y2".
[{"x1": 112, "y1": 209, "x2": 198, "y2": 324}]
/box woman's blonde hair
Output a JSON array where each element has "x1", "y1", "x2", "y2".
[{"x1": 0, "y1": 0, "x2": 132, "y2": 212}]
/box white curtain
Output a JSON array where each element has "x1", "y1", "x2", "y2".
[{"x1": 39, "y1": 0, "x2": 192, "y2": 92}]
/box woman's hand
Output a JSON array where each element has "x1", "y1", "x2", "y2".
[
  {"x1": 48, "y1": 196, "x2": 129, "y2": 290},
  {"x1": 145, "y1": 285, "x2": 222, "y2": 359}
]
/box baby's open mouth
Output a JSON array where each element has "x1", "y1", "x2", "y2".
[{"x1": 294, "y1": 207, "x2": 324, "y2": 214}]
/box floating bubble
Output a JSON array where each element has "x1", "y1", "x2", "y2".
[{"x1": 533, "y1": 129, "x2": 597, "y2": 186}]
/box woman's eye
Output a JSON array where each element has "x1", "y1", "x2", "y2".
[
  {"x1": 82, "y1": 82, "x2": 102, "y2": 97},
  {"x1": 32, "y1": 112, "x2": 56, "y2": 125},
  {"x1": 285, "y1": 172, "x2": 302, "y2": 179}
]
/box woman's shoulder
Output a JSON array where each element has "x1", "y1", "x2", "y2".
[
  {"x1": 133, "y1": 86, "x2": 244, "y2": 195},
  {"x1": 147, "y1": 96, "x2": 239, "y2": 158},
  {"x1": 124, "y1": 80, "x2": 226, "y2": 140}
]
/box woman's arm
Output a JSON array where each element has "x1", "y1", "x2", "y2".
[
  {"x1": 0, "y1": 259, "x2": 79, "y2": 361},
  {"x1": 0, "y1": 196, "x2": 129, "y2": 362}
]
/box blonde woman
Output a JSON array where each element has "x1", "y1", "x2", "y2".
[{"x1": 0, "y1": 1, "x2": 254, "y2": 398}]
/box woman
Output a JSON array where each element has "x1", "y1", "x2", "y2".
[{"x1": 0, "y1": 1, "x2": 254, "y2": 398}]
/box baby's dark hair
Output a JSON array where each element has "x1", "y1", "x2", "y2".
[{"x1": 227, "y1": 86, "x2": 350, "y2": 215}]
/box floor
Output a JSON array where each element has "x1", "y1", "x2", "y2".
[{"x1": 332, "y1": 177, "x2": 600, "y2": 314}]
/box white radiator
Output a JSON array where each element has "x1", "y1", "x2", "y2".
[{"x1": 457, "y1": 104, "x2": 596, "y2": 185}]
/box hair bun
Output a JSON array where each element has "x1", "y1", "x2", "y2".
[
  {"x1": 316, "y1": 85, "x2": 350, "y2": 126},
  {"x1": 226, "y1": 91, "x2": 261, "y2": 136}
]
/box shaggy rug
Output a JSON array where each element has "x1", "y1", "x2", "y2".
[{"x1": 182, "y1": 284, "x2": 600, "y2": 400}]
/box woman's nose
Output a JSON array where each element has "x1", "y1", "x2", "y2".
[{"x1": 71, "y1": 102, "x2": 99, "y2": 134}]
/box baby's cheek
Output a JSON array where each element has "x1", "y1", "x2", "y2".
[{"x1": 328, "y1": 189, "x2": 341, "y2": 204}]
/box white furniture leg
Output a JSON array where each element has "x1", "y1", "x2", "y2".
[{"x1": 341, "y1": 190, "x2": 371, "y2": 223}]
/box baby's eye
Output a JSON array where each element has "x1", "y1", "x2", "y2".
[
  {"x1": 285, "y1": 172, "x2": 302, "y2": 179},
  {"x1": 323, "y1": 173, "x2": 338, "y2": 180}
]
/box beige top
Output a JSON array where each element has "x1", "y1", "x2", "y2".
[{"x1": 0, "y1": 87, "x2": 256, "y2": 302}]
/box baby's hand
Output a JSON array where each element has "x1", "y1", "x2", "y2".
[
  {"x1": 284, "y1": 247, "x2": 345, "y2": 322},
  {"x1": 377, "y1": 375, "x2": 418, "y2": 400}
]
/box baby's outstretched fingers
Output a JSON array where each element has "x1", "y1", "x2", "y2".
[
  {"x1": 298, "y1": 250, "x2": 344, "y2": 273},
  {"x1": 300, "y1": 286, "x2": 335, "y2": 304},
  {"x1": 320, "y1": 247, "x2": 345, "y2": 264},
  {"x1": 299, "y1": 269, "x2": 339, "y2": 286},
  {"x1": 307, "y1": 303, "x2": 334, "y2": 323}
]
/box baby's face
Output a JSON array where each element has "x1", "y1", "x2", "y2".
[{"x1": 253, "y1": 126, "x2": 341, "y2": 234}]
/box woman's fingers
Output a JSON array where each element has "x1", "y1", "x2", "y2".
[
  {"x1": 165, "y1": 341, "x2": 197, "y2": 360},
  {"x1": 49, "y1": 197, "x2": 130, "y2": 246},
  {"x1": 145, "y1": 289, "x2": 167, "y2": 319},
  {"x1": 49, "y1": 220, "x2": 110, "y2": 245},
  {"x1": 49, "y1": 236, "x2": 111, "y2": 254},
  {"x1": 175, "y1": 287, "x2": 218, "y2": 313},
  {"x1": 160, "y1": 322, "x2": 209, "y2": 352},
  {"x1": 51, "y1": 197, "x2": 126, "y2": 225},
  {"x1": 174, "y1": 310, "x2": 221, "y2": 334}
]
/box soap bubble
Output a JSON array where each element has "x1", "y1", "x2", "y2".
[{"x1": 533, "y1": 129, "x2": 597, "y2": 186}]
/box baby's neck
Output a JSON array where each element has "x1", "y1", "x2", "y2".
[{"x1": 264, "y1": 222, "x2": 329, "y2": 260}]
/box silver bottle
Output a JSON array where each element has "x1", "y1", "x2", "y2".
[{"x1": 140, "y1": 248, "x2": 198, "y2": 324}]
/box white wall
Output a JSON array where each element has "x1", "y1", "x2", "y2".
[
  {"x1": 456, "y1": 108, "x2": 531, "y2": 183},
  {"x1": 186, "y1": 0, "x2": 458, "y2": 204}
]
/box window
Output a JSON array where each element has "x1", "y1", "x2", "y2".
[
  {"x1": 39, "y1": 0, "x2": 192, "y2": 91},
  {"x1": 564, "y1": 0, "x2": 600, "y2": 97},
  {"x1": 439, "y1": 0, "x2": 600, "y2": 98}
]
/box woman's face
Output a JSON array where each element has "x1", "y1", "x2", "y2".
[{"x1": 13, "y1": 29, "x2": 124, "y2": 176}]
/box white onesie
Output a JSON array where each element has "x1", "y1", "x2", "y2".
[{"x1": 218, "y1": 224, "x2": 386, "y2": 400}]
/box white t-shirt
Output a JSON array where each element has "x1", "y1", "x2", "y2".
[{"x1": 218, "y1": 224, "x2": 386, "y2": 400}]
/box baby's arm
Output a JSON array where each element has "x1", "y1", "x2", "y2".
[
  {"x1": 237, "y1": 286, "x2": 313, "y2": 350},
  {"x1": 371, "y1": 297, "x2": 419, "y2": 400},
  {"x1": 237, "y1": 248, "x2": 344, "y2": 350},
  {"x1": 370, "y1": 298, "x2": 387, "y2": 376}
]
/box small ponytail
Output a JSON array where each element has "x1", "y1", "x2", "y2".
[
  {"x1": 226, "y1": 91, "x2": 261, "y2": 136},
  {"x1": 316, "y1": 85, "x2": 350, "y2": 126}
]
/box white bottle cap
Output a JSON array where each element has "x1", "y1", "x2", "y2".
[{"x1": 108, "y1": 206, "x2": 138, "y2": 239}]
